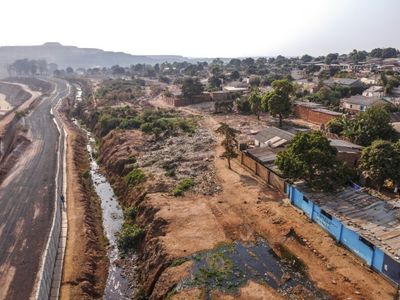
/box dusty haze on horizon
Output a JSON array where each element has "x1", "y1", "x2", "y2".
[{"x1": 1, "y1": 0, "x2": 399, "y2": 57}]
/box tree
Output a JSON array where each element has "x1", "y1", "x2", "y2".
[
  {"x1": 301, "y1": 54, "x2": 313, "y2": 62},
  {"x1": 248, "y1": 88, "x2": 262, "y2": 120},
  {"x1": 349, "y1": 49, "x2": 367, "y2": 63},
  {"x1": 181, "y1": 77, "x2": 204, "y2": 97},
  {"x1": 230, "y1": 70, "x2": 240, "y2": 81},
  {"x1": 343, "y1": 106, "x2": 396, "y2": 146},
  {"x1": 275, "y1": 131, "x2": 348, "y2": 191},
  {"x1": 370, "y1": 48, "x2": 383, "y2": 58},
  {"x1": 261, "y1": 79, "x2": 294, "y2": 127},
  {"x1": 325, "y1": 53, "x2": 338, "y2": 64},
  {"x1": 208, "y1": 76, "x2": 222, "y2": 90},
  {"x1": 66, "y1": 67, "x2": 74, "y2": 74},
  {"x1": 382, "y1": 47, "x2": 398, "y2": 58},
  {"x1": 358, "y1": 140, "x2": 400, "y2": 191},
  {"x1": 215, "y1": 123, "x2": 240, "y2": 169}
]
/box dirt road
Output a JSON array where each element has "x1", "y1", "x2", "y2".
[{"x1": 0, "y1": 78, "x2": 70, "y2": 300}]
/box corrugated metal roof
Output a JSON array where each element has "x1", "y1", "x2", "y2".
[
  {"x1": 329, "y1": 139, "x2": 363, "y2": 150},
  {"x1": 342, "y1": 95, "x2": 384, "y2": 106},
  {"x1": 255, "y1": 127, "x2": 295, "y2": 144},
  {"x1": 296, "y1": 183, "x2": 400, "y2": 260},
  {"x1": 246, "y1": 147, "x2": 277, "y2": 164}
]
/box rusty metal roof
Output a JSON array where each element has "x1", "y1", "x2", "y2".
[{"x1": 296, "y1": 183, "x2": 400, "y2": 261}]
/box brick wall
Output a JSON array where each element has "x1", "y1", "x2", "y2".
[
  {"x1": 294, "y1": 105, "x2": 340, "y2": 125},
  {"x1": 162, "y1": 94, "x2": 211, "y2": 107},
  {"x1": 241, "y1": 152, "x2": 286, "y2": 193}
]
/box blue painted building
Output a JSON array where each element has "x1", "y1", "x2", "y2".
[{"x1": 287, "y1": 183, "x2": 400, "y2": 285}]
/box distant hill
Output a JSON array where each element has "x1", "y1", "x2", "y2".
[{"x1": 0, "y1": 42, "x2": 195, "y2": 75}]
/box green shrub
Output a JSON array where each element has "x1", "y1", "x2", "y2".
[
  {"x1": 172, "y1": 179, "x2": 194, "y2": 196},
  {"x1": 117, "y1": 223, "x2": 145, "y2": 251},
  {"x1": 124, "y1": 168, "x2": 146, "y2": 186},
  {"x1": 15, "y1": 110, "x2": 28, "y2": 118},
  {"x1": 170, "y1": 257, "x2": 189, "y2": 267},
  {"x1": 124, "y1": 206, "x2": 138, "y2": 221}
]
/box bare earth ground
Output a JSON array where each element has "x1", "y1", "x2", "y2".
[
  {"x1": 0, "y1": 82, "x2": 41, "y2": 135},
  {"x1": 0, "y1": 93, "x2": 11, "y2": 112},
  {"x1": 59, "y1": 110, "x2": 107, "y2": 300},
  {"x1": 142, "y1": 101, "x2": 397, "y2": 299}
]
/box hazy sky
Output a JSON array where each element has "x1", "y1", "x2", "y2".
[{"x1": 1, "y1": 0, "x2": 399, "y2": 57}]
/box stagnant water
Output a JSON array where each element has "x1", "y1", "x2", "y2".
[
  {"x1": 73, "y1": 118, "x2": 132, "y2": 297},
  {"x1": 86, "y1": 135, "x2": 132, "y2": 299}
]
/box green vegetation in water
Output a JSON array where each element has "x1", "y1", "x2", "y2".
[
  {"x1": 124, "y1": 168, "x2": 146, "y2": 186},
  {"x1": 117, "y1": 223, "x2": 145, "y2": 251},
  {"x1": 196, "y1": 252, "x2": 234, "y2": 284},
  {"x1": 172, "y1": 178, "x2": 194, "y2": 196}
]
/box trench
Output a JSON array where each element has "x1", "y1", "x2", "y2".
[{"x1": 74, "y1": 85, "x2": 132, "y2": 299}]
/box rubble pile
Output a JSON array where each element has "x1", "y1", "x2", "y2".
[{"x1": 139, "y1": 126, "x2": 221, "y2": 195}]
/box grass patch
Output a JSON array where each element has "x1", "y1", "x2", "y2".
[
  {"x1": 170, "y1": 257, "x2": 190, "y2": 267},
  {"x1": 124, "y1": 168, "x2": 146, "y2": 186},
  {"x1": 172, "y1": 178, "x2": 194, "y2": 196},
  {"x1": 193, "y1": 251, "x2": 235, "y2": 288}
]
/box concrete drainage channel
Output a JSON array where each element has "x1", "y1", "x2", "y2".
[{"x1": 34, "y1": 81, "x2": 69, "y2": 300}]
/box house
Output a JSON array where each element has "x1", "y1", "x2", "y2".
[
  {"x1": 323, "y1": 78, "x2": 363, "y2": 89},
  {"x1": 222, "y1": 86, "x2": 248, "y2": 93},
  {"x1": 329, "y1": 139, "x2": 363, "y2": 167},
  {"x1": 254, "y1": 127, "x2": 294, "y2": 148},
  {"x1": 254, "y1": 127, "x2": 362, "y2": 166},
  {"x1": 362, "y1": 86, "x2": 384, "y2": 98},
  {"x1": 294, "y1": 101, "x2": 342, "y2": 126},
  {"x1": 340, "y1": 95, "x2": 386, "y2": 113},
  {"x1": 287, "y1": 182, "x2": 400, "y2": 285}
]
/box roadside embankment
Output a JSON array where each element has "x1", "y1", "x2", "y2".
[{"x1": 59, "y1": 95, "x2": 108, "y2": 300}]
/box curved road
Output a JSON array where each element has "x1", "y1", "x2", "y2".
[{"x1": 0, "y1": 78, "x2": 70, "y2": 300}]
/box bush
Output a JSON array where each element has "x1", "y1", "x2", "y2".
[
  {"x1": 117, "y1": 223, "x2": 145, "y2": 251},
  {"x1": 172, "y1": 179, "x2": 194, "y2": 196},
  {"x1": 124, "y1": 168, "x2": 146, "y2": 186},
  {"x1": 124, "y1": 206, "x2": 138, "y2": 221},
  {"x1": 15, "y1": 110, "x2": 28, "y2": 119}
]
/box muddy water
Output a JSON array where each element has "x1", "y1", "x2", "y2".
[
  {"x1": 86, "y1": 137, "x2": 132, "y2": 299},
  {"x1": 179, "y1": 238, "x2": 331, "y2": 299},
  {"x1": 74, "y1": 117, "x2": 132, "y2": 299}
]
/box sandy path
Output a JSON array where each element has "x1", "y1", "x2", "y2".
[
  {"x1": 0, "y1": 82, "x2": 41, "y2": 135},
  {"x1": 0, "y1": 93, "x2": 12, "y2": 111}
]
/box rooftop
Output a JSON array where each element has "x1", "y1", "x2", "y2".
[
  {"x1": 324, "y1": 78, "x2": 360, "y2": 86},
  {"x1": 296, "y1": 183, "x2": 400, "y2": 261},
  {"x1": 254, "y1": 127, "x2": 295, "y2": 145},
  {"x1": 329, "y1": 139, "x2": 363, "y2": 152},
  {"x1": 246, "y1": 147, "x2": 277, "y2": 165},
  {"x1": 342, "y1": 95, "x2": 384, "y2": 106}
]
